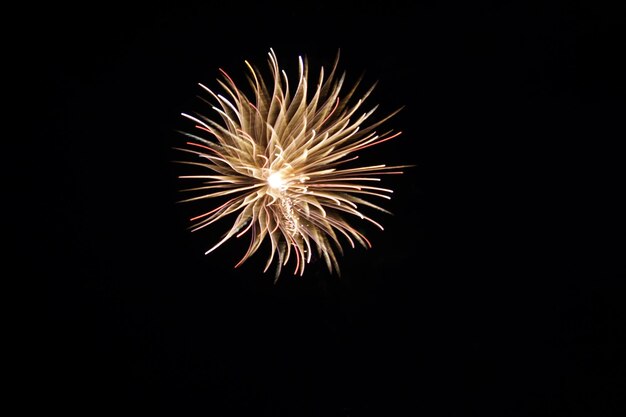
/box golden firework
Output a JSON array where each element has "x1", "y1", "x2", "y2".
[{"x1": 176, "y1": 49, "x2": 409, "y2": 278}]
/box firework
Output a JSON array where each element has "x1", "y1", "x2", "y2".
[{"x1": 175, "y1": 49, "x2": 409, "y2": 278}]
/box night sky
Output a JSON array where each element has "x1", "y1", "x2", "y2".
[{"x1": 35, "y1": 2, "x2": 624, "y2": 416}]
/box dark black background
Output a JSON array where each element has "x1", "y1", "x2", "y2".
[{"x1": 32, "y1": 2, "x2": 624, "y2": 416}]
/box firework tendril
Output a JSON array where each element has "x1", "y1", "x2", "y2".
[{"x1": 175, "y1": 49, "x2": 410, "y2": 278}]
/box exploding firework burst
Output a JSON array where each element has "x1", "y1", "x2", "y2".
[{"x1": 175, "y1": 49, "x2": 409, "y2": 278}]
